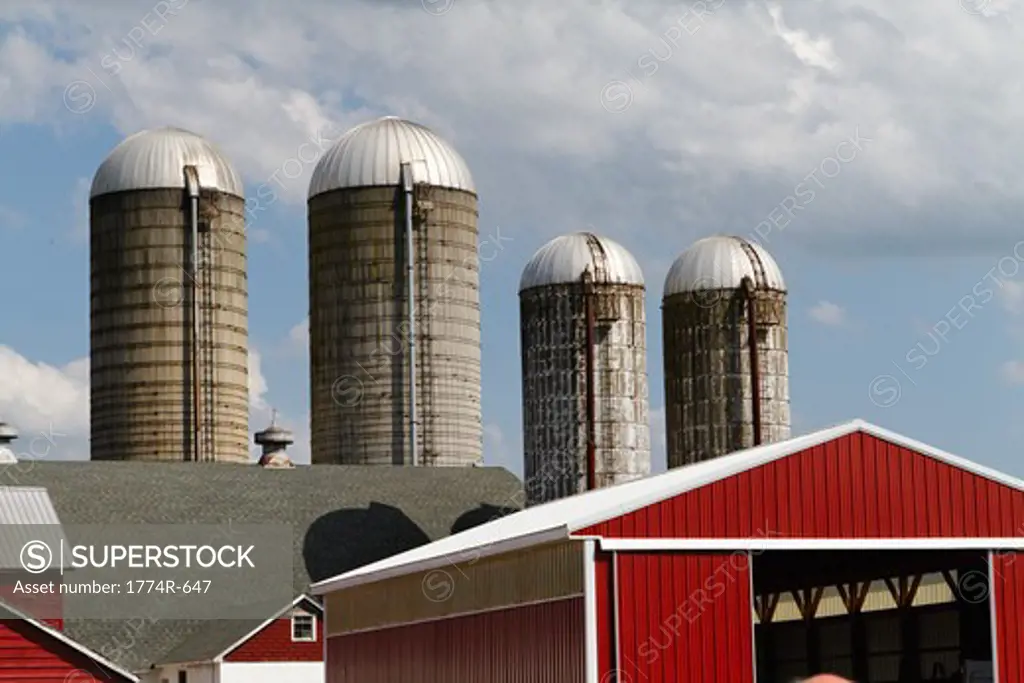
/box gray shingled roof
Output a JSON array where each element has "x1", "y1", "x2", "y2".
[{"x1": 0, "y1": 461, "x2": 522, "y2": 673}]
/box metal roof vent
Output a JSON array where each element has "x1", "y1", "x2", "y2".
[
  {"x1": 0, "y1": 421, "x2": 18, "y2": 463},
  {"x1": 254, "y1": 411, "x2": 295, "y2": 469}
]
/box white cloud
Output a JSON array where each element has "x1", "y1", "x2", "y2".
[
  {"x1": 0, "y1": 0, "x2": 1022, "y2": 254},
  {"x1": 999, "y1": 280, "x2": 1024, "y2": 314},
  {"x1": 0, "y1": 346, "x2": 89, "y2": 459},
  {"x1": 483, "y1": 422, "x2": 521, "y2": 475},
  {"x1": 287, "y1": 318, "x2": 308, "y2": 355},
  {"x1": 809, "y1": 300, "x2": 848, "y2": 327},
  {"x1": 0, "y1": 344, "x2": 305, "y2": 462},
  {"x1": 765, "y1": 3, "x2": 839, "y2": 72},
  {"x1": 1001, "y1": 360, "x2": 1024, "y2": 384},
  {"x1": 248, "y1": 349, "x2": 269, "y2": 411}
]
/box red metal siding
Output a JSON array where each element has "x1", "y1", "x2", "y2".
[
  {"x1": 0, "y1": 577, "x2": 63, "y2": 631},
  {"x1": 0, "y1": 620, "x2": 125, "y2": 681},
  {"x1": 326, "y1": 598, "x2": 584, "y2": 683},
  {"x1": 579, "y1": 432, "x2": 1024, "y2": 538},
  {"x1": 992, "y1": 552, "x2": 1024, "y2": 683},
  {"x1": 595, "y1": 552, "x2": 616, "y2": 683},
  {"x1": 615, "y1": 552, "x2": 753, "y2": 683},
  {"x1": 225, "y1": 615, "x2": 323, "y2": 662}
]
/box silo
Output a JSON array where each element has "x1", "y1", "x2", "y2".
[
  {"x1": 307, "y1": 116, "x2": 481, "y2": 466},
  {"x1": 90, "y1": 127, "x2": 249, "y2": 462},
  {"x1": 519, "y1": 232, "x2": 650, "y2": 505},
  {"x1": 661, "y1": 235, "x2": 789, "y2": 468}
]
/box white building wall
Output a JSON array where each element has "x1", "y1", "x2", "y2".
[
  {"x1": 145, "y1": 663, "x2": 217, "y2": 683},
  {"x1": 220, "y1": 661, "x2": 323, "y2": 683}
]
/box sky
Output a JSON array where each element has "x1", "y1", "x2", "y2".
[{"x1": 1, "y1": 0, "x2": 1024, "y2": 478}]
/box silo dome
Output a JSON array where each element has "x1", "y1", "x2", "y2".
[
  {"x1": 308, "y1": 116, "x2": 475, "y2": 198},
  {"x1": 90, "y1": 127, "x2": 243, "y2": 198},
  {"x1": 663, "y1": 235, "x2": 785, "y2": 297},
  {"x1": 519, "y1": 232, "x2": 644, "y2": 291}
]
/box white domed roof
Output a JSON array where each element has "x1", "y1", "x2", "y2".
[
  {"x1": 663, "y1": 235, "x2": 785, "y2": 297},
  {"x1": 308, "y1": 116, "x2": 475, "y2": 198},
  {"x1": 519, "y1": 232, "x2": 644, "y2": 292},
  {"x1": 91, "y1": 127, "x2": 243, "y2": 199}
]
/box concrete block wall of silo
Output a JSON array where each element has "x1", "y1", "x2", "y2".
[
  {"x1": 90, "y1": 189, "x2": 249, "y2": 462},
  {"x1": 520, "y1": 283, "x2": 650, "y2": 506},
  {"x1": 661, "y1": 288, "x2": 789, "y2": 468},
  {"x1": 308, "y1": 186, "x2": 482, "y2": 465}
]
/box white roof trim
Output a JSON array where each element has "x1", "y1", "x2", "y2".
[
  {"x1": 599, "y1": 538, "x2": 1024, "y2": 552},
  {"x1": 312, "y1": 419, "x2": 1024, "y2": 596},
  {"x1": 0, "y1": 602, "x2": 139, "y2": 681},
  {"x1": 310, "y1": 526, "x2": 569, "y2": 595}
]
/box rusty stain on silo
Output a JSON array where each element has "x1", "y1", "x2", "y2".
[
  {"x1": 89, "y1": 127, "x2": 249, "y2": 462},
  {"x1": 307, "y1": 117, "x2": 482, "y2": 466},
  {"x1": 661, "y1": 235, "x2": 790, "y2": 468},
  {"x1": 519, "y1": 233, "x2": 650, "y2": 505}
]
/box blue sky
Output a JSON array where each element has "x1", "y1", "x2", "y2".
[{"x1": 1, "y1": 0, "x2": 1023, "y2": 478}]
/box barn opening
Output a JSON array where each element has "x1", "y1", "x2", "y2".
[
  {"x1": 752, "y1": 549, "x2": 999, "y2": 682},
  {"x1": 752, "y1": 550, "x2": 996, "y2": 683}
]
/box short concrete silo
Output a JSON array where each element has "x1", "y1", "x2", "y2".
[
  {"x1": 661, "y1": 235, "x2": 789, "y2": 468},
  {"x1": 90, "y1": 127, "x2": 249, "y2": 462},
  {"x1": 519, "y1": 232, "x2": 650, "y2": 505},
  {"x1": 307, "y1": 116, "x2": 481, "y2": 466}
]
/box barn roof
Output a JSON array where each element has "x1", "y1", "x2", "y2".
[
  {"x1": 0, "y1": 461, "x2": 522, "y2": 673},
  {"x1": 0, "y1": 486, "x2": 66, "y2": 570},
  {"x1": 312, "y1": 419, "x2": 1024, "y2": 595},
  {"x1": 0, "y1": 602, "x2": 138, "y2": 681},
  {"x1": 155, "y1": 595, "x2": 322, "y2": 667}
]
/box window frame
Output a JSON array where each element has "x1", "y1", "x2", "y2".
[{"x1": 291, "y1": 613, "x2": 317, "y2": 642}]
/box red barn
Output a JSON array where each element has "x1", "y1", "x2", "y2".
[
  {"x1": 147, "y1": 595, "x2": 324, "y2": 683},
  {"x1": 0, "y1": 604, "x2": 136, "y2": 682},
  {"x1": 313, "y1": 420, "x2": 1024, "y2": 682}
]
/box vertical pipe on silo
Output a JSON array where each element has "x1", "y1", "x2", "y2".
[
  {"x1": 401, "y1": 162, "x2": 418, "y2": 467},
  {"x1": 184, "y1": 166, "x2": 201, "y2": 462},
  {"x1": 742, "y1": 277, "x2": 762, "y2": 446},
  {"x1": 583, "y1": 270, "x2": 596, "y2": 491}
]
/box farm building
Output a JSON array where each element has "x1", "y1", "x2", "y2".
[
  {"x1": 0, "y1": 603, "x2": 136, "y2": 682},
  {"x1": 313, "y1": 420, "x2": 1021, "y2": 683},
  {"x1": 0, "y1": 461, "x2": 520, "y2": 681},
  {"x1": 147, "y1": 595, "x2": 324, "y2": 683}
]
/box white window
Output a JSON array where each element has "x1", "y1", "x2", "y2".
[{"x1": 291, "y1": 613, "x2": 316, "y2": 642}]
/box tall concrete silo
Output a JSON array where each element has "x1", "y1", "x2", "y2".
[
  {"x1": 519, "y1": 232, "x2": 650, "y2": 505},
  {"x1": 661, "y1": 235, "x2": 789, "y2": 468},
  {"x1": 90, "y1": 127, "x2": 249, "y2": 462},
  {"x1": 307, "y1": 116, "x2": 481, "y2": 466}
]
